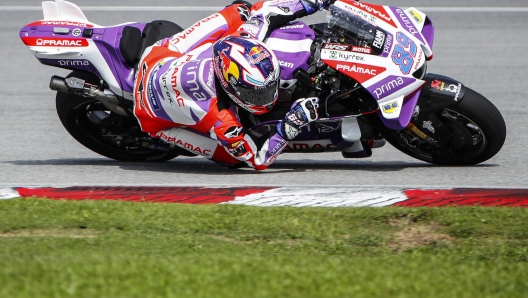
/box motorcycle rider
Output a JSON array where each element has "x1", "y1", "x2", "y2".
[{"x1": 134, "y1": 0, "x2": 335, "y2": 170}]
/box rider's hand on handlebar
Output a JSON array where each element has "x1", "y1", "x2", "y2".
[
  {"x1": 278, "y1": 97, "x2": 319, "y2": 141},
  {"x1": 300, "y1": 0, "x2": 336, "y2": 14}
]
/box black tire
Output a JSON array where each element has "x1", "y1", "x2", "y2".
[
  {"x1": 56, "y1": 71, "x2": 179, "y2": 162},
  {"x1": 377, "y1": 87, "x2": 506, "y2": 165}
]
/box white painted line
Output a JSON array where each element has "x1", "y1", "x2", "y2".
[
  {"x1": 0, "y1": 188, "x2": 20, "y2": 200},
  {"x1": 417, "y1": 7, "x2": 528, "y2": 12},
  {"x1": 1, "y1": 6, "x2": 528, "y2": 12},
  {"x1": 227, "y1": 187, "x2": 409, "y2": 207},
  {"x1": 0, "y1": 6, "x2": 223, "y2": 11}
]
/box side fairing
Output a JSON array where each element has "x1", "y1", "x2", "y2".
[{"x1": 265, "y1": 21, "x2": 315, "y2": 87}]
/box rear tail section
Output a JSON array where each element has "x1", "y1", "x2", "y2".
[{"x1": 20, "y1": 0, "x2": 140, "y2": 99}]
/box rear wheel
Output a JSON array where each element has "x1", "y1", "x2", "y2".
[
  {"x1": 377, "y1": 87, "x2": 506, "y2": 165},
  {"x1": 56, "y1": 71, "x2": 180, "y2": 162}
]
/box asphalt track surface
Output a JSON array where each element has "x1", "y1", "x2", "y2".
[{"x1": 0, "y1": 0, "x2": 527, "y2": 188}]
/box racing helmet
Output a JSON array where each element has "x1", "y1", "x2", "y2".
[{"x1": 212, "y1": 36, "x2": 280, "y2": 114}]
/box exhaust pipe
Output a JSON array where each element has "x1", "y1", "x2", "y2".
[
  {"x1": 50, "y1": 76, "x2": 130, "y2": 117},
  {"x1": 49, "y1": 76, "x2": 69, "y2": 92}
]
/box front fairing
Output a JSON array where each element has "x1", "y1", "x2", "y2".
[{"x1": 321, "y1": 1, "x2": 435, "y2": 129}]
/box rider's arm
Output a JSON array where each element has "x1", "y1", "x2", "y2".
[
  {"x1": 211, "y1": 96, "x2": 319, "y2": 170},
  {"x1": 239, "y1": 0, "x2": 333, "y2": 41},
  {"x1": 167, "y1": 4, "x2": 251, "y2": 54}
]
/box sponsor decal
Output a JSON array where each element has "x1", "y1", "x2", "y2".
[
  {"x1": 57, "y1": 60, "x2": 90, "y2": 67},
  {"x1": 29, "y1": 21, "x2": 94, "y2": 28},
  {"x1": 147, "y1": 67, "x2": 161, "y2": 110},
  {"x1": 279, "y1": 24, "x2": 305, "y2": 30},
  {"x1": 170, "y1": 66, "x2": 185, "y2": 107},
  {"x1": 158, "y1": 132, "x2": 212, "y2": 156},
  {"x1": 283, "y1": 142, "x2": 337, "y2": 151},
  {"x1": 279, "y1": 60, "x2": 294, "y2": 68},
  {"x1": 214, "y1": 56, "x2": 229, "y2": 89},
  {"x1": 408, "y1": 9, "x2": 424, "y2": 24},
  {"x1": 339, "y1": 3, "x2": 375, "y2": 24},
  {"x1": 323, "y1": 43, "x2": 350, "y2": 51},
  {"x1": 431, "y1": 80, "x2": 463, "y2": 101},
  {"x1": 224, "y1": 126, "x2": 244, "y2": 139},
  {"x1": 268, "y1": 138, "x2": 287, "y2": 157},
  {"x1": 206, "y1": 63, "x2": 215, "y2": 89},
  {"x1": 324, "y1": 52, "x2": 387, "y2": 84},
  {"x1": 287, "y1": 113, "x2": 304, "y2": 126},
  {"x1": 278, "y1": 6, "x2": 290, "y2": 13},
  {"x1": 373, "y1": 76, "x2": 405, "y2": 99},
  {"x1": 382, "y1": 101, "x2": 399, "y2": 114},
  {"x1": 22, "y1": 37, "x2": 88, "y2": 47},
  {"x1": 413, "y1": 106, "x2": 420, "y2": 118},
  {"x1": 237, "y1": 6, "x2": 251, "y2": 21},
  {"x1": 71, "y1": 28, "x2": 82, "y2": 37},
  {"x1": 422, "y1": 120, "x2": 435, "y2": 133},
  {"x1": 229, "y1": 140, "x2": 250, "y2": 159},
  {"x1": 394, "y1": 8, "x2": 423, "y2": 41},
  {"x1": 336, "y1": 64, "x2": 378, "y2": 76},
  {"x1": 431, "y1": 80, "x2": 460, "y2": 93},
  {"x1": 185, "y1": 64, "x2": 208, "y2": 101},
  {"x1": 350, "y1": 1, "x2": 397, "y2": 27},
  {"x1": 248, "y1": 45, "x2": 270, "y2": 65},
  {"x1": 413, "y1": 49, "x2": 423, "y2": 71},
  {"x1": 241, "y1": 23, "x2": 259, "y2": 36},
  {"x1": 245, "y1": 19, "x2": 262, "y2": 26},
  {"x1": 136, "y1": 63, "x2": 148, "y2": 111},
  {"x1": 269, "y1": 0, "x2": 296, "y2": 4},
  {"x1": 160, "y1": 63, "x2": 175, "y2": 106},
  {"x1": 350, "y1": 46, "x2": 372, "y2": 54},
  {"x1": 337, "y1": 52, "x2": 365, "y2": 61},
  {"x1": 372, "y1": 30, "x2": 386, "y2": 49},
  {"x1": 170, "y1": 14, "x2": 220, "y2": 44},
  {"x1": 383, "y1": 33, "x2": 393, "y2": 55},
  {"x1": 329, "y1": 50, "x2": 338, "y2": 59}
]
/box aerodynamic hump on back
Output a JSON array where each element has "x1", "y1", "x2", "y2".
[{"x1": 42, "y1": 0, "x2": 94, "y2": 25}]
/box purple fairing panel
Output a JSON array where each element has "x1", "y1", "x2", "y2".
[
  {"x1": 377, "y1": 89, "x2": 422, "y2": 130},
  {"x1": 19, "y1": 23, "x2": 95, "y2": 72},
  {"x1": 92, "y1": 23, "x2": 147, "y2": 93},
  {"x1": 366, "y1": 75, "x2": 417, "y2": 101},
  {"x1": 389, "y1": 6, "x2": 426, "y2": 44},
  {"x1": 267, "y1": 21, "x2": 315, "y2": 80},
  {"x1": 421, "y1": 16, "x2": 434, "y2": 50}
]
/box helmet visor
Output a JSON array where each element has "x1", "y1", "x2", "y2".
[{"x1": 235, "y1": 81, "x2": 278, "y2": 107}]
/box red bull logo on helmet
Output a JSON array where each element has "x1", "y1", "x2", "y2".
[{"x1": 248, "y1": 45, "x2": 270, "y2": 65}]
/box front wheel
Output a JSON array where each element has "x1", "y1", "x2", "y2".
[{"x1": 377, "y1": 87, "x2": 506, "y2": 165}]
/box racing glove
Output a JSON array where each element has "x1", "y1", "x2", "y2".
[
  {"x1": 277, "y1": 97, "x2": 319, "y2": 141},
  {"x1": 300, "y1": 0, "x2": 336, "y2": 14}
]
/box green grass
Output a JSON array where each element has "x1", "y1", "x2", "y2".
[{"x1": 1, "y1": 198, "x2": 527, "y2": 297}]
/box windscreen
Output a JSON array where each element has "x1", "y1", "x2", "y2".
[{"x1": 325, "y1": 5, "x2": 387, "y2": 55}]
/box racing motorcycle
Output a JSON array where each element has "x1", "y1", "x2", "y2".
[{"x1": 20, "y1": 0, "x2": 506, "y2": 165}]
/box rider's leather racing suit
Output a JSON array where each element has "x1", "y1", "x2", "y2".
[{"x1": 133, "y1": 0, "x2": 323, "y2": 170}]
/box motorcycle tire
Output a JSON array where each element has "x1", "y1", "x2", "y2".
[
  {"x1": 377, "y1": 87, "x2": 506, "y2": 165},
  {"x1": 56, "y1": 71, "x2": 180, "y2": 162}
]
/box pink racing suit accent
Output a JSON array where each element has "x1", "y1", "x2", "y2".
[{"x1": 133, "y1": 1, "x2": 315, "y2": 170}]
